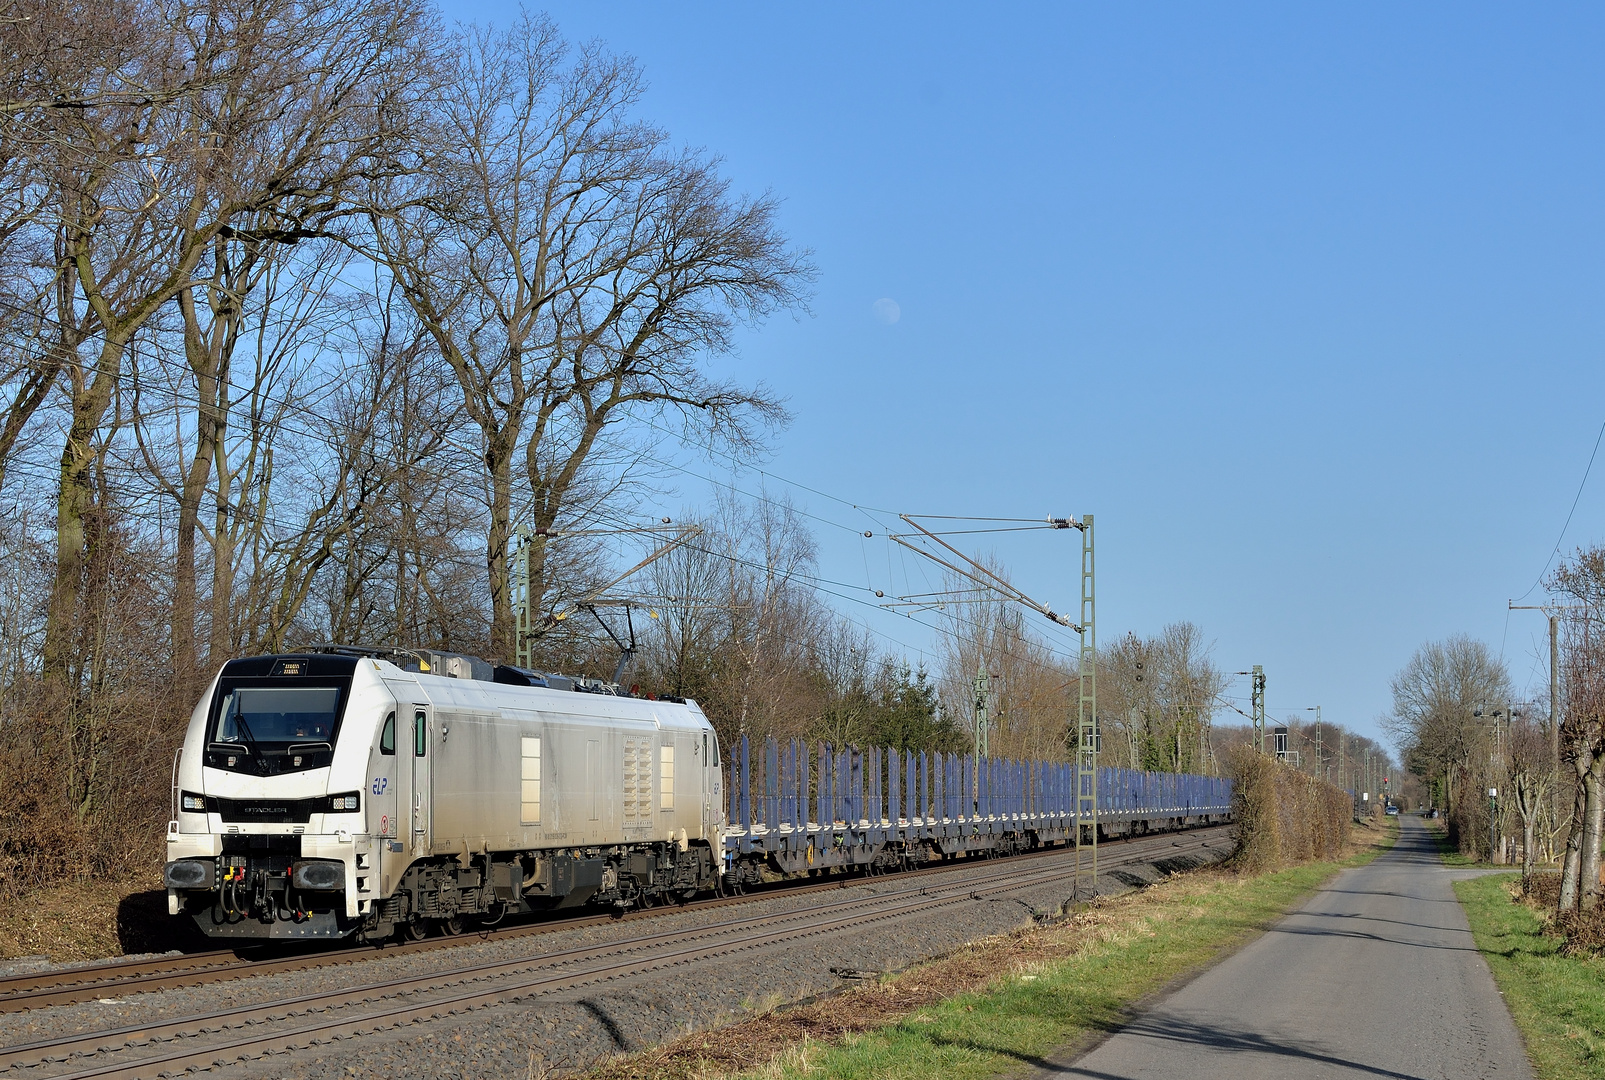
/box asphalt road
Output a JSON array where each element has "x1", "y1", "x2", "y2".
[{"x1": 1038, "y1": 815, "x2": 1532, "y2": 1080}]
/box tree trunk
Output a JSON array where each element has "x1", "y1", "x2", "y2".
[
  {"x1": 1522, "y1": 801, "x2": 1537, "y2": 881},
  {"x1": 486, "y1": 434, "x2": 516, "y2": 661},
  {"x1": 1581, "y1": 755, "x2": 1605, "y2": 911},
  {"x1": 172, "y1": 282, "x2": 234, "y2": 698},
  {"x1": 1560, "y1": 766, "x2": 1588, "y2": 912},
  {"x1": 209, "y1": 439, "x2": 235, "y2": 670},
  {"x1": 43, "y1": 337, "x2": 126, "y2": 685}
]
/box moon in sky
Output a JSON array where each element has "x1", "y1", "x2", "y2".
[{"x1": 872, "y1": 298, "x2": 901, "y2": 325}]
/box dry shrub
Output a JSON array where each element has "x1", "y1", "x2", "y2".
[
  {"x1": 1524, "y1": 870, "x2": 1562, "y2": 908},
  {"x1": 0, "y1": 678, "x2": 183, "y2": 907},
  {"x1": 1555, "y1": 907, "x2": 1605, "y2": 956},
  {"x1": 1522, "y1": 870, "x2": 1605, "y2": 956},
  {"x1": 1228, "y1": 748, "x2": 1350, "y2": 873}
]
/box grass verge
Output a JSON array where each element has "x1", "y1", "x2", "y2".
[
  {"x1": 580, "y1": 820, "x2": 1397, "y2": 1080},
  {"x1": 1454, "y1": 873, "x2": 1605, "y2": 1080}
]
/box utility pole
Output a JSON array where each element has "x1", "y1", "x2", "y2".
[
  {"x1": 1073, "y1": 514, "x2": 1097, "y2": 902},
  {"x1": 1512, "y1": 603, "x2": 1566, "y2": 859},
  {"x1": 510, "y1": 522, "x2": 702, "y2": 670},
  {"x1": 1250, "y1": 666, "x2": 1266, "y2": 755},
  {"x1": 511, "y1": 525, "x2": 535, "y2": 668},
  {"x1": 1552, "y1": 613, "x2": 1560, "y2": 772},
  {"x1": 1307, "y1": 706, "x2": 1323, "y2": 781},
  {"x1": 973, "y1": 667, "x2": 991, "y2": 808},
  {"x1": 889, "y1": 512, "x2": 1095, "y2": 894}
]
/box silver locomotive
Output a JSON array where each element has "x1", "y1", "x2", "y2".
[{"x1": 164, "y1": 647, "x2": 724, "y2": 941}]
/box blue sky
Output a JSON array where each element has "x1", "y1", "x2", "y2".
[{"x1": 459, "y1": 2, "x2": 1605, "y2": 745}]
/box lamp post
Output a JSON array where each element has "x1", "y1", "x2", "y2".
[
  {"x1": 1489, "y1": 785, "x2": 1499, "y2": 864},
  {"x1": 1305, "y1": 706, "x2": 1323, "y2": 782},
  {"x1": 1473, "y1": 701, "x2": 1516, "y2": 863}
]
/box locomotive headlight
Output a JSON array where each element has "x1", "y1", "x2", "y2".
[
  {"x1": 180, "y1": 791, "x2": 207, "y2": 813},
  {"x1": 291, "y1": 859, "x2": 345, "y2": 890},
  {"x1": 325, "y1": 793, "x2": 360, "y2": 812},
  {"x1": 164, "y1": 858, "x2": 215, "y2": 889}
]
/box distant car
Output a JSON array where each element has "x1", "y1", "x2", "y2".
[{"x1": 1385, "y1": 805, "x2": 1400, "y2": 816}]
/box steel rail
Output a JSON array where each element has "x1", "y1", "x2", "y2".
[
  {"x1": 0, "y1": 823, "x2": 1230, "y2": 1015},
  {"x1": 16, "y1": 830, "x2": 1224, "y2": 1079},
  {"x1": 0, "y1": 952, "x2": 243, "y2": 1005}
]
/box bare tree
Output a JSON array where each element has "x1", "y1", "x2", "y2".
[
  {"x1": 4, "y1": 0, "x2": 436, "y2": 685},
  {"x1": 1549, "y1": 549, "x2": 1605, "y2": 912},
  {"x1": 1385, "y1": 635, "x2": 1511, "y2": 833},
  {"x1": 1098, "y1": 624, "x2": 1226, "y2": 772},
  {"x1": 1506, "y1": 711, "x2": 1552, "y2": 885},
  {"x1": 645, "y1": 513, "x2": 727, "y2": 698},
  {"x1": 935, "y1": 561, "x2": 1077, "y2": 764},
  {"x1": 369, "y1": 14, "x2": 808, "y2": 659}
]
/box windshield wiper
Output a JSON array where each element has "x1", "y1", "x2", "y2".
[{"x1": 222, "y1": 695, "x2": 261, "y2": 756}]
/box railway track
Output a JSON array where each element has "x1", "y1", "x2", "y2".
[
  {"x1": 0, "y1": 824, "x2": 1231, "y2": 1016},
  {"x1": 1, "y1": 827, "x2": 1228, "y2": 1079}
]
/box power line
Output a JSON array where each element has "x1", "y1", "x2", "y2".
[
  {"x1": 0, "y1": 289, "x2": 1100, "y2": 676},
  {"x1": 1513, "y1": 415, "x2": 1605, "y2": 603}
]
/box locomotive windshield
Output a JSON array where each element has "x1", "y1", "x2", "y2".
[
  {"x1": 204, "y1": 676, "x2": 352, "y2": 774},
  {"x1": 213, "y1": 687, "x2": 342, "y2": 744}
]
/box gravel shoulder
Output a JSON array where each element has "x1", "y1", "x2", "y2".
[
  {"x1": 0, "y1": 829, "x2": 1230, "y2": 1079},
  {"x1": 238, "y1": 833, "x2": 1231, "y2": 1080}
]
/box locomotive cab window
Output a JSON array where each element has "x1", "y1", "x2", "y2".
[
  {"x1": 203, "y1": 678, "x2": 349, "y2": 774},
  {"x1": 414, "y1": 710, "x2": 427, "y2": 756},
  {"x1": 379, "y1": 712, "x2": 395, "y2": 755},
  {"x1": 215, "y1": 687, "x2": 339, "y2": 743}
]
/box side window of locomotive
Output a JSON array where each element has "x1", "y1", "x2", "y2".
[
  {"x1": 414, "y1": 709, "x2": 427, "y2": 756},
  {"x1": 380, "y1": 712, "x2": 396, "y2": 756}
]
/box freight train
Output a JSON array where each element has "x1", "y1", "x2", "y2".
[{"x1": 163, "y1": 647, "x2": 1233, "y2": 943}]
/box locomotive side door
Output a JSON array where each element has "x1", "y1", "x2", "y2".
[
  {"x1": 369, "y1": 710, "x2": 403, "y2": 895},
  {"x1": 410, "y1": 705, "x2": 432, "y2": 857},
  {"x1": 704, "y1": 729, "x2": 722, "y2": 838}
]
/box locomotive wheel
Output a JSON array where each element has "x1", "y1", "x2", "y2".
[
  {"x1": 440, "y1": 915, "x2": 464, "y2": 936},
  {"x1": 401, "y1": 918, "x2": 427, "y2": 942}
]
